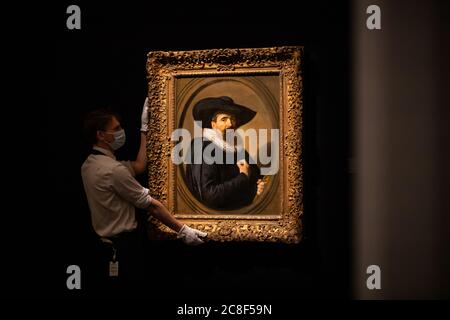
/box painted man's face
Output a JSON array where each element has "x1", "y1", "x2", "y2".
[{"x1": 211, "y1": 113, "x2": 236, "y2": 137}]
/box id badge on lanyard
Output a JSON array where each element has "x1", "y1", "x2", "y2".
[{"x1": 109, "y1": 246, "x2": 119, "y2": 277}]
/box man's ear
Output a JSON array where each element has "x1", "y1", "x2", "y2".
[
  {"x1": 211, "y1": 121, "x2": 216, "y2": 129},
  {"x1": 96, "y1": 130, "x2": 104, "y2": 142}
]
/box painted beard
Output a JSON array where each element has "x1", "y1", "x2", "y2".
[{"x1": 221, "y1": 127, "x2": 235, "y2": 139}]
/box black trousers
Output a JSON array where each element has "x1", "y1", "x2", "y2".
[{"x1": 95, "y1": 212, "x2": 148, "y2": 297}]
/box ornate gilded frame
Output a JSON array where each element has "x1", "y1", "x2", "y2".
[{"x1": 145, "y1": 46, "x2": 303, "y2": 243}]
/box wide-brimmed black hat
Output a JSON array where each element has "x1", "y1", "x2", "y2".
[{"x1": 192, "y1": 96, "x2": 256, "y2": 128}]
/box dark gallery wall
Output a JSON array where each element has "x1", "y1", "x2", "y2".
[
  {"x1": 25, "y1": 1, "x2": 352, "y2": 299},
  {"x1": 352, "y1": 0, "x2": 450, "y2": 299}
]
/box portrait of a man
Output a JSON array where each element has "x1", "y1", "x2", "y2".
[
  {"x1": 146, "y1": 47, "x2": 303, "y2": 243},
  {"x1": 184, "y1": 96, "x2": 262, "y2": 210}
]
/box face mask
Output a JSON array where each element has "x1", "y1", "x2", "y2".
[{"x1": 106, "y1": 129, "x2": 126, "y2": 150}]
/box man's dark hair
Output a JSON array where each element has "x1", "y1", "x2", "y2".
[{"x1": 83, "y1": 109, "x2": 121, "y2": 146}]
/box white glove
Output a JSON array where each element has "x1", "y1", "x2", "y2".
[
  {"x1": 177, "y1": 225, "x2": 207, "y2": 245},
  {"x1": 141, "y1": 97, "x2": 149, "y2": 132}
]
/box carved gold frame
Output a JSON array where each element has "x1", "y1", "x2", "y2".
[{"x1": 145, "y1": 46, "x2": 303, "y2": 243}]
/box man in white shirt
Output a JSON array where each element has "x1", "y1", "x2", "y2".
[{"x1": 81, "y1": 98, "x2": 206, "y2": 293}]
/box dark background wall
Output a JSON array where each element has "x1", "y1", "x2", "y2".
[
  {"x1": 7, "y1": 0, "x2": 448, "y2": 302},
  {"x1": 26, "y1": 1, "x2": 352, "y2": 300}
]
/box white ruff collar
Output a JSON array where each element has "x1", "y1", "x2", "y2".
[{"x1": 203, "y1": 128, "x2": 242, "y2": 153}]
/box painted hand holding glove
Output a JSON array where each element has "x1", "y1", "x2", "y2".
[
  {"x1": 177, "y1": 225, "x2": 208, "y2": 245},
  {"x1": 141, "y1": 97, "x2": 149, "y2": 132}
]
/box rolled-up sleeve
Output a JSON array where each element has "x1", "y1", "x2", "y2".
[{"x1": 111, "y1": 164, "x2": 152, "y2": 209}]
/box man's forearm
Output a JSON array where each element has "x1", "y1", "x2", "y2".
[{"x1": 148, "y1": 199, "x2": 183, "y2": 233}]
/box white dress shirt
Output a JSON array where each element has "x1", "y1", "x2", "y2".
[{"x1": 81, "y1": 146, "x2": 152, "y2": 237}]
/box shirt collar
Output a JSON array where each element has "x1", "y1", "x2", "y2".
[
  {"x1": 203, "y1": 128, "x2": 243, "y2": 153},
  {"x1": 93, "y1": 146, "x2": 116, "y2": 159}
]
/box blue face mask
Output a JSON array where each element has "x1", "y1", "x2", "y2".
[{"x1": 107, "y1": 129, "x2": 126, "y2": 150}]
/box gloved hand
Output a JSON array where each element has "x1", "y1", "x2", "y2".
[
  {"x1": 141, "y1": 97, "x2": 149, "y2": 132},
  {"x1": 177, "y1": 225, "x2": 207, "y2": 245}
]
